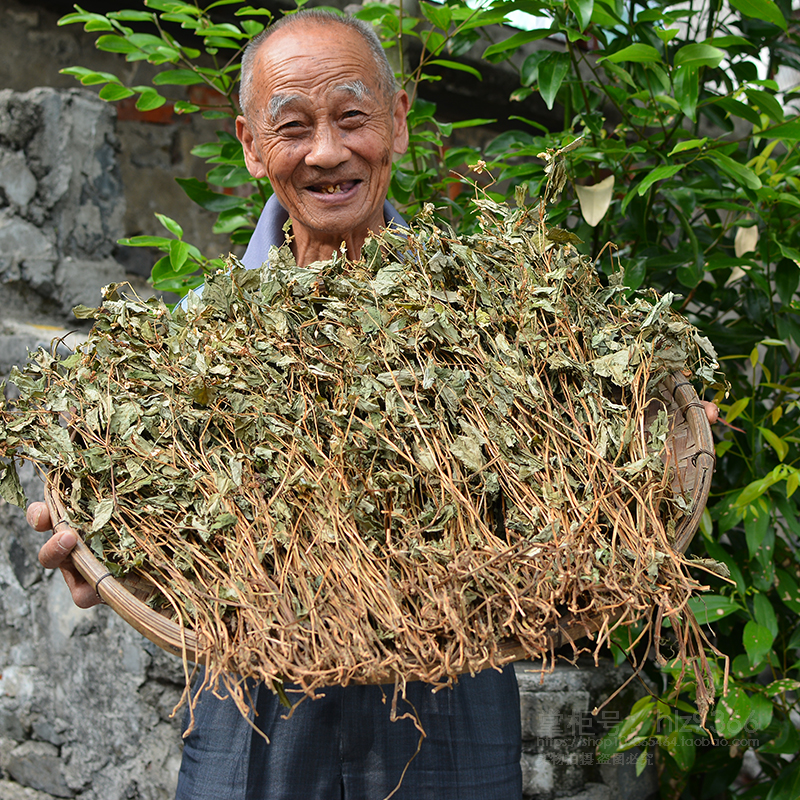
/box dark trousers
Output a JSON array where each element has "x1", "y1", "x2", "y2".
[{"x1": 176, "y1": 666, "x2": 522, "y2": 800}]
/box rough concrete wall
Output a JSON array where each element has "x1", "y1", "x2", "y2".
[
  {"x1": 0, "y1": 86, "x2": 187, "y2": 800},
  {"x1": 0, "y1": 87, "x2": 126, "y2": 325},
  {"x1": 0, "y1": 72, "x2": 659, "y2": 800}
]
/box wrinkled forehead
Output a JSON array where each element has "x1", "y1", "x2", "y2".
[{"x1": 253, "y1": 23, "x2": 385, "y2": 114}]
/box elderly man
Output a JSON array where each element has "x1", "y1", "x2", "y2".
[{"x1": 30, "y1": 10, "x2": 524, "y2": 800}]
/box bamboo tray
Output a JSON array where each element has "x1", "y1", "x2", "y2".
[{"x1": 44, "y1": 371, "x2": 715, "y2": 673}]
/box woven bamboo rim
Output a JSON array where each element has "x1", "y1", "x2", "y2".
[{"x1": 44, "y1": 371, "x2": 714, "y2": 676}]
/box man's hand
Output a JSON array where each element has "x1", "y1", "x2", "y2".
[
  {"x1": 702, "y1": 401, "x2": 719, "y2": 425},
  {"x1": 29, "y1": 501, "x2": 101, "y2": 609}
]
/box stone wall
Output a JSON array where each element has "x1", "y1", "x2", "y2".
[
  {"x1": 0, "y1": 11, "x2": 660, "y2": 798},
  {"x1": 0, "y1": 0, "x2": 234, "y2": 279}
]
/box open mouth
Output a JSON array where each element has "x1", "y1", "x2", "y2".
[{"x1": 308, "y1": 180, "x2": 360, "y2": 195}]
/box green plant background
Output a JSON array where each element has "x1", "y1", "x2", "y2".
[{"x1": 59, "y1": 0, "x2": 800, "y2": 796}]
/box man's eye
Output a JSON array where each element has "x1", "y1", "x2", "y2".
[
  {"x1": 341, "y1": 110, "x2": 365, "y2": 121},
  {"x1": 278, "y1": 120, "x2": 305, "y2": 133}
]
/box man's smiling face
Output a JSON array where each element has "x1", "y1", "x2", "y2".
[{"x1": 236, "y1": 21, "x2": 409, "y2": 259}]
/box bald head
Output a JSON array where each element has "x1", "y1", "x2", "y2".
[{"x1": 239, "y1": 11, "x2": 397, "y2": 123}]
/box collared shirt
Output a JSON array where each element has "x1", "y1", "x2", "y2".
[{"x1": 240, "y1": 193, "x2": 407, "y2": 270}]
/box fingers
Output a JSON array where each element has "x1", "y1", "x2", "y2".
[
  {"x1": 60, "y1": 563, "x2": 102, "y2": 609},
  {"x1": 702, "y1": 401, "x2": 719, "y2": 425},
  {"x1": 28, "y1": 501, "x2": 100, "y2": 607},
  {"x1": 38, "y1": 527, "x2": 78, "y2": 570},
  {"x1": 26, "y1": 500, "x2": 52, "y2": 532}
]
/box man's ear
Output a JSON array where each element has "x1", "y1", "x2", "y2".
[
  {"x1": 392, "y1": 90, "x2": 410, "y2": 156},
  {"x1": 236, "y1": 115, "x2": 269, "y2": 180}
]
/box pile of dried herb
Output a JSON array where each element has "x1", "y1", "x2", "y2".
[{"x1": 0, "y1": 189, "x2": 721, "y2": 711}]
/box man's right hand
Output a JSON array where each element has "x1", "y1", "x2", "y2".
[{"x1": 29, "y1": 501, "x2": 102, "y2": 609}]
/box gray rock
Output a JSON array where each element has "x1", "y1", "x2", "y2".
[
  {"x1": 55, "y1": 256, "x2": 126, "y2": 314},
  {"x1": 6, "y1": 741, "x2": 72, "y2": 798},
  {"x1": 0, "y1": 150, "x2": 37, "y2": 208},
  {"x1": 0, "y1": 779, "x2": 54, "y2": 800},
  {"x1": 0, "y1": 211, "x2": 56, "y2": 285},
  {"x1": 0, "y1": 708, "x2": 25, "y2": 741},
  {"x1": 560, "y1": 783, "x2": 613, "y2": 800},
  {"x1": 0, "y1": 90, "x2": 41, "y2": 150}
]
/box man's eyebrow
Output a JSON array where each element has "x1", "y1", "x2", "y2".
[
  {"x1": 268, "y1": 94, "x2": 301, "y2": 121},
  {"x1": 335, "y1": 80, "x2": 371, "y2": 101}
]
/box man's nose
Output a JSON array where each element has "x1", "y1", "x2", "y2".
[{"x1": 305, "y1": 124, "x2": 350, "y2": 169}]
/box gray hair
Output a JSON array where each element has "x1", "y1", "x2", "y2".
[{"x1": 239, "y1": 10, "x2": 397, "y2": 122}]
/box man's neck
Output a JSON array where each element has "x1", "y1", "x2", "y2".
[{"x1": 289, "y1": 213, "x2": 385, "y2": 266}]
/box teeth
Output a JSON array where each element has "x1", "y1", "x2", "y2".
[{"x1": 319, "y1": 184, "x2": 342, "y2": 194}]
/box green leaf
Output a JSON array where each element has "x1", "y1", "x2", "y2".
[
  {"x1": 568, "y1": 0, "x2": 594, "y2": 31},
  {"x1": 482, "y1": 28, "x2": 555, "y2": 61},
  {"x1": 538, "y1": 53, "x2": 571, "y2": 111},
  {"x1": 759, "y1": 426, "x2": 789, "y2": 461},
  {"x1": 655, "y1": 27, "x2": 679, "y2": 44},
  {"x1": 704, "y1": 151, "x2": 762, "y2": 190},
  {"x1": 420, "y1": 0, "x2": 452, "y2": 30},
  {"x1": 135, "y1": 90, "x2": 167, "y2": 112},
  {"x1": 155, "y1": 213, "x2": 184, "y2": 239},
  {"x1": 95, "y1": 34, "x2": 139, "y2": 54},
  {"x1": 58, "y1": 10, "x2": 114, "y2": 29},
  {"x1": 661, "y1": 726, "x2": 695, "y2": 770},
  {"x1": 86, "y1": 19, "x2": 118, "y2": 32},
  {"x1": 592, "y1": 0, "x2": 625, "y2": 25},
  {"x1": 240, "y1": 20, "x2": 264, "y2": 37},
  {"x1": 429, "y1": 60, "x2": 482, "y2": 81},
  {"x1": 60, "y1": 67, "x2": 121, "y2": 86},
  {"x1": 98, "y1": 83, "x2": 136, "y2": 102},
  {"x1": 637, "y1": 164, "x2": 684, "y2": 196},
  {"x1": 153, "y1": 69, "x2": 205, "y2": 86},
  {"x1": 616, "y1": 700, "x2": 655, "y2": 749},
  {"x1": 0, "y1": 463, "x2": 26, "y2": 508},
  {"x1": 732, "y1": 653, "x2": 763, "y2": 679},
  {"x1": 743, "y1": 620, "x2": 775, "y2": 667},
  {"x1": 451, "y1": 118, "x2": 497, "y2": 129},
  {"x1": 175, "y1": 177, "x2": 245, "y2": 212},
  {"x1": 775, "y1": 569, "x2": 800, "y2": 614},
  {"x1": 775, "y1": 260, "x2": 800, "y2": 306},
  {"x1": 725, "y1": 396, "x2": 750, "y2": 424},
  {"x1": 729, "y1": 0, "x2": 787, "y2": 30},
  {"x1": 118, "y1": 234, "x2": 172, "y2": 248},
  {"x1": 760, "y1": 716, "x2": 800, "y2": 754},
  {"x1": 108, "y1": 10, "x2": 154, "y2": 22},
  {"x1": 763, "y1": 120, "x2": 800, "y2": 140},
  {"x1": 769, "y1": 231, "x2": 800, "y2": 264},
  {"x1": 745, "y1": 88, "x2": 784, "y2": 123},
  {"x1": 235, "y1": 5, "x2": 276, "y2": 16},
  {"x1": 168, "y1": 239, "x2": 190, "y2": 271},
  {"x1": 753, "y1": 593, "x2": 778, "y2": 639},
  {"x1": 150, "y1": 255, "x2": 178, "y2": 285},
  {"x1": 715, "y1": 686, "x2": 752, "y2": 738},
  {"x1": 765, "y1": 761, "x2": 800, "y2": 800},
  {"x1": 713, "y1": 96, "x2": 762, "y2": 126},
  {"x1": 520, "y1": 52, "x2": 552, "y2": 87},
  {"x1": 673, "y1": 44, "x2": 725, "y2": 69},
  {"x1": 599, "y1": 44, "x2": 661, "y2": 64},
  {"x1": 764, "y1": 679, "x2": 800, "y2": 697},
  {"x1": 705, "y1": 35, "x2": 753, "y2": 48},
  {"x1": 688, "y1": 594, "x2": 741, "y2": 626},
  {"x1": 744, "y1": 508, "x2": 770, "y2": 559},
  {"x1": 668, "y1": 138, "x2": 707, "y2": 156},
  {"x1": 175, "y1": 100, "x2": 201, "y2": 114},
  {"x1": 747, "y1": 693, "x2": 774, "y2": 732}
]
